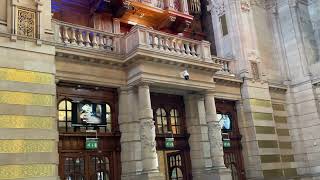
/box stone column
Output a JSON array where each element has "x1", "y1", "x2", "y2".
[
  {"x1": 119, "y1": 87, "x2": 143, "y2": 179},
  {"x1": 204, "y1": 92, "x2": 232, "y2": 180},
  {"x1": 138, "y1": 83, "x2": 164, "y2": 180}
]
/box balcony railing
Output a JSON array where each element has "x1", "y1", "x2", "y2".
[
  {"x1": 53, "y1": 21, "x2": 215, "y2": 64},
  {"x1": 124, "y1": 25, "x2": 212, "y2": 62},
  {"x1": 213, "y1": 57, "x2": 236, "y2": 76},
  {"x1": 53, "y1": 20, "x2": 121, "y2": 53}
]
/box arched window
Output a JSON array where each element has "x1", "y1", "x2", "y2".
[
  {"x1": 156, "y1": 108, "x2": 168, "y2": 134},
  {"x1": 170, "y1": 109, "x2": 181, "y2": 134},
  {"x1": 58, "y1": 99, "x2": 72, "y2": 132}
]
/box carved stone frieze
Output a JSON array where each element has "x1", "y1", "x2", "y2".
[
  {"x1": 140, "y1": 119, "x2": 156, "y2": 153},
  {"x1": 17, "y1": 8, "x2": 36, "y2": 38}
]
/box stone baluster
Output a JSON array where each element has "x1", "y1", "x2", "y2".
[
  {"x1": 168, "y1": 38, "x2": 174, "y2": 51},
  {"x1": 92, "y1": 32, "x2": 98, "y2": 49},
  {"x1": 84, "y1": 31, "x2": 91, "y2": 47},
  {"x1": 163, "y1": 36, "x2": 168, "y2": 51},
  {"x1": 190, "y1": 43, "x2": 196, "y2": 56},
  {"x1": 195, "y1": 44, "x2": 200, "y2": 57},
  {"x1": 98, "y1": 34, "x2": 105, "y2": 49},
  {"x1": 105, "y1": 36, "x2": 111, "y2": 51},
  {"x1": 138, "y1": 83, "x2": 159, "y2": 172},
  {"x1": 77, "y1": 30, "x2": 84, "y2": 47},
  {"x1": 185, "y1": 42, "x2": 191, "y2": 55},
  {"x1": 70, "y1": 27, "x2": 77, "y2": 45},
  {"x1": 152, "y1": 34, "x2": 157, "y2": 48},
  {"x1": 62, "y1": 26, "x2": 70, "y2": 44},
  {"x1": 58, "y1": 26, "x2": 63, "y2": 43},
  {"x1": 174, "y1": 40, "x2": 180, "y2": 53},
  {"x1": 111, "y1": 36, "x2": 116, "y2": 51},
  {"x1": 204, "y1": 92, "x2": 225, "y2": 168},
  {"x1": 158, "y1": 35, "x2": 163, "y2": 50},
  {"x1": 180, "y1": 41, "x2": 186, "y2": 54}
]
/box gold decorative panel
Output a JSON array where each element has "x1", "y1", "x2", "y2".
[
  {"x1": 0, "y1": 115, "x2": 53, "y2": 129},
  {"x1": 0, "y1": 164, "x2": 55, "y2": 179},
  {"x1": 253, "y1": 113, "x2": 273, "y2": 121},
  {"x1": 258, "y1": 140, "x2": 278, "y2": 148},
  {"x1": 284, "y1": 168, "x2": 297, "y2": 177},
  {"x1": 274, "y1": 116, "x2": 287, "y2": 123},
  {"x1": 263, "y1": 169, "x2": 283, "y2": 177},
  {"x1": 0, "y1": 140, "x2": 54, "y2": 153},
  {"x1": 0, "y1": 91, "x2": 53, "y2": 106},
  {"x1": 17, "y1": 8, "x2": 36, "y2": 38},
  {"x1": 277, "y1": 129, "x2": 290, "y2": 136},
  {"x1": 250, "y1": 99, "x2": 271, "y2": 107},
  {"x1": 0, "y1": 68, "x2": 54, "y2": 85},
  {"x1": 272, "y1": 104, "x2": 285, "y2": 111},
  {"x1": 260, "y1": 155, "x2": 281, "y2": 163},
  {"x1": 279, "y1": 142, "x2": 292, "y2": 149},
  {"x1": 255, "y1": 126, "x2": 275, "y2": 134},
  {"x1": 281, "y1": 155, "x2": 295, "y2": 162}
]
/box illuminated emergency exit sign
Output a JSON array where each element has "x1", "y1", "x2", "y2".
[{"x1": 85, "y1": 138, "x2": 98, "y2": 150}]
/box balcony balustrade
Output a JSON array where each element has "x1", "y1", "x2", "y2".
[
  {"x1": 124, "y1": 25, "x2": 212, "y2": 62},
  {"x1": 213, "y1": 57, "x2": 236, "y2": 76},
  {"x1": 53, "y1": 20, "x2": 220, "y2": 67},
  {"x1": 53, "y1": 20, "x2": 121, "y2": 53}
]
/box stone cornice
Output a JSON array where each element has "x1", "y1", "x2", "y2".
[{"x1": 269, "y1": 83, "x2": 287, "y2": 93}]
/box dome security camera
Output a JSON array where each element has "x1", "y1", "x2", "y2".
[{"x1": 180, "y1": 70, "x2": 190, "y2": 80}]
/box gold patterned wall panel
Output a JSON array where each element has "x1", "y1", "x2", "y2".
[
  {"x1": 260, "y1": 155, "x2": 281, "y2": 163},
  {"x1": 253, "y1": 113, "x2": 273, "y2": 121},
  {"x1": 277, "y1": 129, "x2": 290, "y2": 136},
  {"x1": 272, "y1": 104, "x2": 285, "y2": 111},
  {"x1": 263, "y1": 169, "x2": 283, "y2": 177},
  {"x1": 274, "y1": 116, "x2": 287, "y2": 123},
  {"x1": 281, "y1": 155, "x2": 295, "y2": 162},
  {"x1": 258, "y1": 140, "x2": 278, "y2": 148},
  {"x1": 0, "y1": 115, "x2": 53, "y2": 129},
  {"x1": 0, "y1": 91, "x2": 53, "y2": 106},
  {"x1": 0, "y1": 68, "x2": 54, "y2": 85},
  {"x1": 0, "y1": 164, "x2": 55, "y2": 179},
  {"x1": 17, "y1": 7, "x2": 36, "y2": 38},
  {"x1": 0, "y1": 140, "x2": 54, "y2": 153},
  {"x1": 250, "y1": 99, "x2": 272, "y2": 107},
  {"x1": 255, "y1": 126, "x2": 275, "y2": 134},
  {"x1": 279, "y1": 142, "x2": 292, "y2": 149},
  {"x1": 283, "y1": 168, "x2": 297, "y2": 177}
]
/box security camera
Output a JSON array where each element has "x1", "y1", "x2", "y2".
[{"x1": 180, "y1": 70, "x2": 190, "y2": 80}]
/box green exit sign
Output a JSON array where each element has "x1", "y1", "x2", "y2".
[
  {"x1": 86, "y1": 138, "x2": 98, "y2": 150},
  {"x1": 223, "y1": 139, "x2": 231, "y2": 148},
  {"x1": 165, "y1": 138, "x2": 174, "y2": 148}
]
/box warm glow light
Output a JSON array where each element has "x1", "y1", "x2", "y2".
[{"x1": 128, "y1": 21, "x2": 137, "y2": 25}]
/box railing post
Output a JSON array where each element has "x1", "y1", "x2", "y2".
[{"x1": 200, "y1": 40, "x2": 212, "y2": 62}]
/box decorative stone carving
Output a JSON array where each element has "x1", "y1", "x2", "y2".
[
  {"x1": 207, "y1": 0, "x2": 225, "y2": 16},
  {"x1": 251, "y1": 61, "x2": 260, "y2": 80},
  {"x1": 140, "y1": 119, "x2": 156, "y2": 153},
  {"x1": 17, "y1": 8, "x2": 36, "y2": 38},
  {"x1": 240, "y1": 0, "x2": 250, "y2": 12}
]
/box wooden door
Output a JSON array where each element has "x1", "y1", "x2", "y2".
[
  {"x1": 60, "y1": 152, "x2": 113, "y2": 180},
  {"x1": 216, "y1": 100, "x2": 246, "y2": 180},
  {"x1": 167, "y1": 151, "x2": 185, "y2": 180}
]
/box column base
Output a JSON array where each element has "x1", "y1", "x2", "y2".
[
  {"x1": 192, "y1": 167, "x2": 232, "y2": 180},
  {"x1": 121, "y1": 171, "x2": 165, "y2": 180}
]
